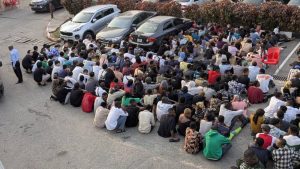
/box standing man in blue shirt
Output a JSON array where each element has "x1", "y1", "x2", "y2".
[{"x1": 8, "y1": 45, "x2": 23, "y2": 84}]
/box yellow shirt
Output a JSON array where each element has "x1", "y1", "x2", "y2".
[
  {"x1": 250, "y1": 114, "x2": 264, "y2": 134},
  {"x1": 180, "y1": 62, "x2": 190, "y2": 72}
]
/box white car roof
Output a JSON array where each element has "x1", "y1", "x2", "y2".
[{"x1": 82, "y1": 4, "x2": 117, "y2": 13}]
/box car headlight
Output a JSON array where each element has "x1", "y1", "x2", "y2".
[
  {"x1": 111, "y1": 36, "x2": 123, "y2": 42},
  {"x1": 73, "y1": 26, "x2": 83, "y2": 32}
]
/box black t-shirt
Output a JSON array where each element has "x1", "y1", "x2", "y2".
[
  {"x1": 193, "y1": 95, "x2": 206, "y2": 105},
  {"x1": 70, "y1": 89, "x2": 84, "y2": 107},
  {"x1": 33, "y1": 68, "x2": 45, "y2": 82},
  {"x1": 157, "y1": 114, "x2": 176, "y2": 138},
  {"x1": 32, "y1": 51, "x2": 39, "y2": 62},
  {"x1": 238, "y1": 75, "x2": 250, "y2": 88},
  {"x1": 175, "y1": 103, "x2": 187, "y2": 122},
  {"x1": 22, "y1": 55, "x2": 32, "y2": 68},
  {"x1": 125, "y1": 106, "x2": 139, "y2": 127}
]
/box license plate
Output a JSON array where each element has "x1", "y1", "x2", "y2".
[{"x1": 137, "y1": 38, "x2": 142, "y2": 43}]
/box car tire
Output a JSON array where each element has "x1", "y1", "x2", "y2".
[{"x1": 83, "y1": 31, "x2": 94, "y2": 40}]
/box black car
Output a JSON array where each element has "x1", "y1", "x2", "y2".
[
  {"x1": 129, "y1": 16, "x2": 193, "y2": 48},
  {"x1": 29, "y1": 0, "x2": 62, "y2": 12},
  {"x1": 96, "y1": 10, "x2": 156, "y2": 44}
]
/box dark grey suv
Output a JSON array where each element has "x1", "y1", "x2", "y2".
[{"x1": 96, "y1": 10, "x2": 156, "y2": 44}]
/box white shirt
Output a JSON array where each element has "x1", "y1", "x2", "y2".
[
  {"x1": 283, "y1": 106, "x2": 300, "y2": 122},
  {"x1": 123, "y1": 75, "x2": 135, "y2": 85},
  {"x1": 138, "y1": 110, "x2": 155, "y2": 134},
  {"x1": 256, "y1": 74, "x2": 273, "y2": 93},
  {"x1": 264, "y1": 96, "x2": 286, "y2": 118},
  {"x1": 156, "y1": 101, "x2": 173, "y2": 121},
  {"x1": 94, "y1": 97, "x2": 105, "y2": 114},
  {"x1": 97, "y1": 69, "x2": 107, "y2": 81},
  {"x1": 72, "y1": 66, "x2": 83, "y2": 80},
  {"x1": 93, "y1": 65, "x2": 101, "y2": 80},
  {"x1": 219, "y1": 104, "x2": 243, "y2": 127},
  {"x1": 283, "y1": 135, "x2": 300, "y2": 147},
  {"x1": 124, "y1": 53, "x2": 135, "y2": 60},
  {"x1": 83, "y1": 60, "x2": 95, "y2": 73},
  {"x1": 51, "y1": 65, "x2": 62, "y2": 80},
  {"x1": 95, "y1": 86, "x2": 106, "y2": 97},
  {"x1": 219, "y1": 64, "x2": 232, "y2": 75},
  {"x1": 199, "y1": 120, "x2": 212, "y2": 135},
  {"x1": 31, "y1": 60, "x2": 41, "y2": 72},
  {"x1": 248, "y1": 66, "x2": 260, "y2": 82},
  {"x1": 64, "y1": 76, "x2": 77, "y2": 88},
  {"x1": 77, "y1": 73, "x2": 89, "y2": 84},
  {"x1": 105, "y1": 106, "x2": 128, "y2": 130},
  {"x1": 57, "y1": 56, "x2": 65, "y2": 66}
]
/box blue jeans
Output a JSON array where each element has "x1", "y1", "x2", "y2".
[
  {"x1": 115, "y1": 116, "x2": 127, "y2": 130},
  {"x1": 221, "y1": 143, "x2": 232, "y2": 158}
]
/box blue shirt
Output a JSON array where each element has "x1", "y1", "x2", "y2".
[{"x1": 10, "y1": 48, "x2": 20, "y2": 67}]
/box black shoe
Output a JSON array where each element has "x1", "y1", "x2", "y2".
[{"x1": 16, "y1": 81, "x2": 22, "y2": 84}]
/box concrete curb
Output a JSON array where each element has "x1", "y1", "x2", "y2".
[{"x1": 46, "y1": 19, "x2": 61, "y2": 43}]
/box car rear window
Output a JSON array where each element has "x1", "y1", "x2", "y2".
[{"x1": 137, "y1": 21, "x2": 159, "y2": 33}]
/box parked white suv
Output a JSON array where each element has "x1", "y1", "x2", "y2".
[{"x1": 60, "y1": 4, "x2": 120, "y2": 41}]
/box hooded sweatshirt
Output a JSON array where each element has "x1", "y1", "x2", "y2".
[{"x1": 203, "y1": 129, "x2": 231, "y2": 160}]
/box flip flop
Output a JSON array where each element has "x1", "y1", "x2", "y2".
[{"x1": 169, "y1": 138, "x2": 180, "y2": 142}]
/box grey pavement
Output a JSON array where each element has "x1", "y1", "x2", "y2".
[{"x1": 0, "y1": 1, "x2": 297, "y2": 169}]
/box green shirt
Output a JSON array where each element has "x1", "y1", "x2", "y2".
[
  {"x1": 121, "y1": 97, "x2": 141, "y2": 106},
  {"x1": 203, "y1": 129, "x2": 230, "y2": 160}
]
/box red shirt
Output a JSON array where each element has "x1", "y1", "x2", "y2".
[
  {"x1": 208, "y1": 70, "x2": 220, "y2": 85},
  {"x1": 257, "y1": 133, "x2": 273, "y2": 149},
  {"x1": 247, "y1": 86, "x2": 264, "y2": 104}
]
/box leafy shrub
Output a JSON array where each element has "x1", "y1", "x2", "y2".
[{"x1": 62, "y1": 0, "x2": 300, "y2": 32}]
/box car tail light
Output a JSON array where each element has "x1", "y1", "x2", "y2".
[{"x1": 147, "y1": 37, "x2": 156, "y2": 43}]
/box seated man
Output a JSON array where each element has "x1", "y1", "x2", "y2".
[
  {"x1": 283, "y1": 125, "x2": 300, "y2": 151},
  {"x1": 256, "y1": 68, "x2": 274, "y2": 94},
  {"x1": 203, "y1": 125, "x2": 231, "y2": 160},
  {"x1": 69, "y1": 83, "x2": 85, "y2": 107},
  {"x1": 157, "y1": 108, "x2": 180, "y2": 142},
  {"x1": 94, "y1": 102, "x2": 109, "y2": 128},
  {"x1": 272, "y1": 138, "x2": 300, "y2": 169},
  {"x1": 85, "y1": 72, "x2": 98, "y2": 93},
  {"x1": 248, "y1": 137, "x2": 269, "y2": 168},
  {"x1": 219, "y1": 102, "x2": 248, "y2": 130},
  {"x1": 138, "y1": 105, "x2": 155, "y2": 134},
  {"x1": 156, "y1": 97, "x2": 174, "y2": 121},
  {"x1": 256, "y1": 124, "x2": 277, "y2": 150},
  {"x1": 105, "y1": 101, "x2": 128, "y2": 133},
  {"x1": 234, "y1": 149, "x2": 265, "y2": 169},
  {"x1": 33, "y1": 62, "x2": 50, "y2": 86},
  {"x1": 125, "y1": 99, "x2": 140, "y2": 128}
]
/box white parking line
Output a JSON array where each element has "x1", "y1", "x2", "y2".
[{"x1": 274, "y1": 41, "x2": 300, "y2": 75}]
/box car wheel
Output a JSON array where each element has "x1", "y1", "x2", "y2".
[{"x1": 83, "y1": 31, "x2": 94, "y2": 40}]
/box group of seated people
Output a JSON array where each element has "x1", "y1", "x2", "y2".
[{"x1": 22, "y1": 22, "x2": 300, "y2": 168}]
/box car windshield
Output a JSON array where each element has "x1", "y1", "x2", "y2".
[
  {"x1": 108, "y1": 17, "x2": 132, "y2": 29},
  {"x1": 137, "y1": 21, "x2": 159, "y2": 33},
  {"x1": 289, "y1": 0, "x2": 300, "y2": 6},
  {"x1": 72, "y1": 12, "x2": 94, "y2": 23}
]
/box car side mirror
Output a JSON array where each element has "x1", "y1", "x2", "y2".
[
  {"x1": 91, "y1": 19, "x2": 97, "y2": 23},
  {"x1": 0, "y1": 61, "x2": 2, "y2": 67}
]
